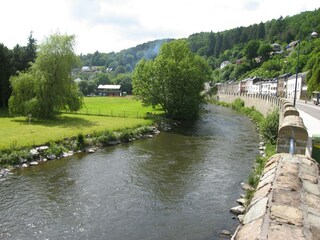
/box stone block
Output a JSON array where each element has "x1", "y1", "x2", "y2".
[
  {"x1": 301, "y1": 173, "x2": 318, "y2": 184},
  {"x1": 234, "y1": 218, "x2": 263, "y2": 240},
  {"x1": 303, "y1": 181, "x2": 320, "y2": 196},
  {"x1": 257, "y1": 173, "x2": 275, "y2": 190},
  {"x1": 300, "y1": 162, "x2": 318, "y2": 177},
  {"x1": 272, "y1": 189, "x2": 300, "y2": 206},
  {"x1": 243, "y1": 197, "x2": 268, "y2": 224},
  {"x1": 252, "y1": 183, "x2": 271, "y2": 203},
  {"x1": 302, "y1": 157, "x2": 316, "y2": 166},
  {"x1": 311, "y1": 226, "x2": 320, "y2": 240},
  {"x1": 276, "y1": 174, "x2": 301, "y2": 191},
  {"x1": 307, "y1": 212, "x2": 320, "y2": 228},
  {"x1": 268, "y1": 223, "x2": 305, "y2": 240},
  {"x1": 265, "y1": 154, "x2": 281, "y2": 168},
  {"x1": 270, "y1": 205, "x2": 303, "y2": 226},
  {"x1": 263, "y1": 162, "x2": 277, "y2": 177},
  {"x1": 306, "y1": 193, "x2": 320, "y2": 209},
  {"x1": 279, "y1": 162, "x2": 299, "y2": 175}
]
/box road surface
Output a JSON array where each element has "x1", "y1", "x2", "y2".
[{"x1": 294, "y1": 100, "x2": 320, "y2": 157}]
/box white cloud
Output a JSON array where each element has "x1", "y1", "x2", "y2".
[{"x1": 0, "y1": 0, "x2": 318, "y2": 54}]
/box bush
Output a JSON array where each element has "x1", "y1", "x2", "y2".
[
  {"x1": 231, "y1": 98, "x2": 245, "y2": 111},
  {"x1": 77, "y1": 133, "x2": 85, "y2": 149},
  {"x1": 259, "y1": 109, "x2": 279, "y2": 144},
  {"x1": 45, "y1": 142, "x2": 67, "y2": 156}
]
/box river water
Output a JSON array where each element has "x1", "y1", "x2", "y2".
[{"x1": 0, "y1": 104, "x2": 259, "y2": 240}]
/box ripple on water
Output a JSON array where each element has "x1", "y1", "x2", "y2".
[{"x1": 0, "y1": 104, "x2": 258, "y2": 240}]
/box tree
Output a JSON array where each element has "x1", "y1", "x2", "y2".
[
  {"x1": 306, "y1": 51, "x2": 320, "y2": 94},
  {"x1": 9, "y1": 33, "x2": 82, "y2": 118},
  {"x1": 0, "y1": 44, "x2": 12, "y2": 107},
  {"x1": 132, "y1": 40, "x2": 211, "y2": 120},
  {"x1": 258, "y1": 43, "x2": 273, "y2": 61},
  {"x1": 244, "y1": 40, "x2": 260, "y2": 60}
]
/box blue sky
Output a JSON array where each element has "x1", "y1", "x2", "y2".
[{"x1": 1, "y1": 0, "x2": 318, "y2": 54}]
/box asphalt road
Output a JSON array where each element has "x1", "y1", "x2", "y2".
[{"x1": 295, "y1": 101, "x2": 320, "y2": 120}]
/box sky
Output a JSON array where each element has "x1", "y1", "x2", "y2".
[{"x1": 1, "y1": 0, "x2": 319, "y2": 54}]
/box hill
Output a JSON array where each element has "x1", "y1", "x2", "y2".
[{"x1": 77, "y1": 8, "x2": 320, "y2": 94}]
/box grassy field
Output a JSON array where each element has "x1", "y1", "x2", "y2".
[
  {"x1": 0, "y1": 97, "x2": 161, "y2": 149},
  {"x1": 72, "y1": 96, "x2": 162, "y2": 118}
]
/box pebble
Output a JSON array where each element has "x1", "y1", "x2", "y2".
[
  {"x1": 21, "y1": 163, "x2": 28, "y2": 168},
  {"x1": 230, "y1": 205, "x2": 245, "y2": 215},
  {"x1": 87, "y1": 148, "x2": 95, "y2": 153},
  {"x1": 236, "y1": 198, "x2": 246, "y2": 206},
  {"x1": 218, "y1": 230, "x2": 232, "y2": 236}
]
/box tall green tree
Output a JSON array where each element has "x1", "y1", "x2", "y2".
[
  {"x1": 132, "y1": 40, "x2": 211, "y2": 120},
  {"x1": 9, "y1": 33, "x2": 82, "y2": 118},
  {"x1": 0, "y1": 44, "x2": 12, "y2": 107},
  {"x1": 244, "y1": 40, "x2": 260, "y2": 60}
]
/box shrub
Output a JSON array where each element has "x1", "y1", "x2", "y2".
[
  {"x1": 77, "y1": 133, "x2": 85, "y2": 149},
  {"x1": 231, "y1": 98, "x2": 245, "y2": 111},
  {"x1": 45, "y1": 142, "x2": 67, "y2": 156},
  {"x1": 259, "y1": 109, "x2": 279, "y2": 144}
]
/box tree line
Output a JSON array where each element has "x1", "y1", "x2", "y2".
[{"x1": 0, "y1": 33, "x2": 37, "y2": 108}]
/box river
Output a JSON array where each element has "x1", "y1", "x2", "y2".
[{"x1": 0, "y1": 104, "x2": 259, "y2": 240}]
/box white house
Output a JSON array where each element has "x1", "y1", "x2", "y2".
[
  {"x1": 270, "y1": 80, "x2": 278, "y2": 96},
  {"x1": 81, "y1": 66, "x2": 91, "y2": 72},
  {"x1": 261, "y1": 80, "x2": 278, "y2": 96},
  {"x1": 220, "y1": 61, "x2": 231, "y2": 69},
  {"x1": 286, "y1": 72, "x2": 308, "y2": 100},
  {"x1": 246, "y1": 77, "x2": 264, "y2": 94}
]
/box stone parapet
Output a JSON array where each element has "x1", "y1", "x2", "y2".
[
  {"x1": 277, "y1": 115, "x2": 308, "y2": 155},
  {"x1": 217, "y1": 92, "x2": 280, "y2": 117},
  {"x1": 232, "y1": 153, "x2": 320, "y2": 240}
]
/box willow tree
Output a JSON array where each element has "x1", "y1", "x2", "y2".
[
  {"x1": 132, "y1": 40, "x2": 211, "y2": 120},
  {"x1": 9, "y1": 33, "x2": 82, "y2": 119}
]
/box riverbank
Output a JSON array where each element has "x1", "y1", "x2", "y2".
[{"x1": 0, "y1": 125, "x2": 161, "y2": 177}]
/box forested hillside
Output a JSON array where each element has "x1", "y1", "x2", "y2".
[{"x1": 78, "y1": 8, "x2": 320, "y2": 94}]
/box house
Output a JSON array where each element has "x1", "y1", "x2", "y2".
[
  {"x1": 269, "y1": 79, "x2": 278, "y2": 96},
  {"x1": 81, "y1": 66, "x2": 91, "y2": 72},
  {"x1": 261, "y1": 81, "x2": 271, "y2": 95},
  {"x1": 277, "y1": 73, "x2": 291, "y2": 98},
  {"x1": 286, "y1": 72, "x2": 308, "y2": 100},
  {"x1": 271, "y1": 43, "x2": 281, "y2": 52},
  {"x1": 220, "y1": 61, "x2": 231, "y2": 69},
  {"x1": 286, "y1": 40, "x2": 300, "y2": 51},
  {"x1": 246, "y1": 77, "x2": 264, "y2": 94},
  {"x1": 97, "y1": 84, "x2": 122, "y2": 96},
  {"x1": 261, "y1": 79, "x2": 277, "y2": 96},
  {"x1": 74, "y1": 78, "x2": 82, "y2": 83}
]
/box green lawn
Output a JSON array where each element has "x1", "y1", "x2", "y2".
[
  {"x1": 0, "y1": 97, "x2": 161, "y2": 149},
  {"x1": 74, "y1": 96, "x2": 162, "y2": 118}
]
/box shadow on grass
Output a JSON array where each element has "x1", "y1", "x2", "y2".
[
  {"x1": 0, "y1": 108, "x2": 10, "y2": 118},
  {"x1": 11, "y1": 115, "x2": 98, "y2": 128}
]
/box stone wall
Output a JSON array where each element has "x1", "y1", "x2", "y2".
[
  {"x1": 217, "y1": 92, "x2": 280, "y2": 117},
  {"x1": 232, "y1": 154, "x2": 320, "y2": 240}
]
